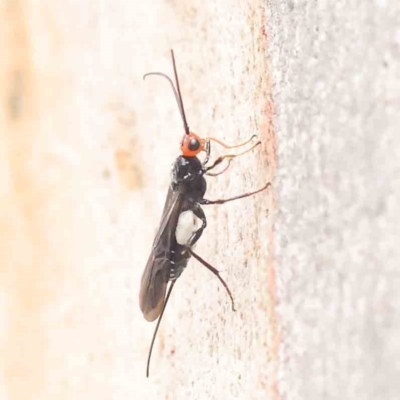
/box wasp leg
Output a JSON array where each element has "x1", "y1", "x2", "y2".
[
  {"x1": 206, "y1": 159, "x2": 232, "y2": 177},
  {"x1": 207, "y1": 134, "x2": 257, "y2": 149},
  {"x1": 201, "y1": 182, "x2": 271, "y2": 205},
  {"x1": 146, "y1": 280, "x2": 176, "y2": 378},
  {"x1": 188, "y1": 248, "x2": 236, "y2": 312},
  {"x1": 205, "y1": 140, "x2": 261, "y2": 173},
  {"x1": 186, "y1": 205, "x2": 207, "y2": 247},
  {"x1": 203, "y1": 140, "x2": 211, "y2": 166}
]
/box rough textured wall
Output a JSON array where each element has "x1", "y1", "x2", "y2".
[
  {"x1": 1, "y1": 1, "x2": 276, "y2": 399},
  {"x1": 1, "y1": 1, "x2": 399, "y2": 400},
  {"x1": 267, "y1": 1, "x2": 400, "y2": 399}
]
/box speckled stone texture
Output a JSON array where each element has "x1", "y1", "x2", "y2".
[{"x1": 267, "y1": 1, "x2": 400, "y2": 399}]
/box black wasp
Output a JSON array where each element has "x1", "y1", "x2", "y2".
[{"x1": 140, "y1": 50, "x2": 270, "y2": 377}]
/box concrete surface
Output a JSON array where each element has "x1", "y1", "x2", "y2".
[
  {"x1": 0, "y1": 1, "x2": 399, "y2": 399},
  {"x1": 267, "y1": 1, "x2": 400, "y2": 399}
]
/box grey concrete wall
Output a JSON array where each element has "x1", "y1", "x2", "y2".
[{"x1": 267, "y1": 1, "x2": 400, "y2": 399}]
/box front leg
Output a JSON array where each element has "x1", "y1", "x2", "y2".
[
  {"x1": 204, "y1": 139, "x2": 261, "y2": 174},
  {"x1": 202, "y1": 140, "x2": 211, "y2": 166}
]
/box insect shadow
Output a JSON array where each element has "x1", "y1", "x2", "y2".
[{"x1": 140, "y1": 50, "x2": 270, "y2": 377}]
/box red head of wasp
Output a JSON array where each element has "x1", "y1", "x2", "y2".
[{"x1": 140, "y1": 50, "x2": 270, "y2": 377}]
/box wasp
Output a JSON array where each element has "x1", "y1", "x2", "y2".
[{"x1": 140, "y1": 50, "x2": 270, "y2": 377}]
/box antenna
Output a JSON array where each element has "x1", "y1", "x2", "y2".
[
  {"x1": 170, "y1": 49, "x2": 189, "y2": 135},
  {"x1": 143, "y1": 50, "x2": 190, "y2": 135}
]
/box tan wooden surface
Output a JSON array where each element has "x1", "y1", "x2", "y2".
[{"x1": 1, "y1": 1, "x2": 276, "y2": 399}]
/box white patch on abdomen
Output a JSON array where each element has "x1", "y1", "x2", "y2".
[{"x1": 175, "y1": 210, "x2": 201, "y2": 246}]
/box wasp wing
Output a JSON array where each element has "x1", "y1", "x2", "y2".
[{"x1": 139, "y1": 186, "x2": 183, "y2": 321}]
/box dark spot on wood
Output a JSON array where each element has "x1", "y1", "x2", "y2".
[
  {"x1": 114, "y1": 147, "x2": 143, "y2": 190},
  {"x1": 7, "y1": 70, "x2": 24, "y2": 121},
  {"x1": 102, "y1": 168, "x2": 111, "y2": 179}
]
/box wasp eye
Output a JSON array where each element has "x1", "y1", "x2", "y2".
[
  {"x1": 181, "y1": 132, "x2": 204, "y2": 157},
  {"x1": 188, "y1": 138, "x2": 200, "y2": 151}
]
